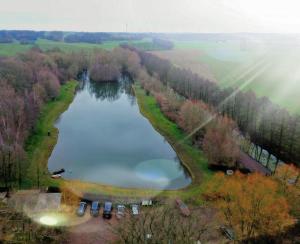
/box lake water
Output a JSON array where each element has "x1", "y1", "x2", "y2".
[{"x1": 48, "y1": 75, "x2": 191, "y2": 189}]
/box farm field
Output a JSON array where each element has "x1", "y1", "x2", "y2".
[
  {"x1": 0, "y1": 38, "x2": 151, "y2": 56},
  {"x1": 152, "y1": 40, "x2": 300, "y2": 114}
]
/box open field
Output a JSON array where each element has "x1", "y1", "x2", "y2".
[
  {"x1": 150, "y1": 49, "x2": 217, "y2": 82},
  {"x1": 0, "y1": 38, "x2": 152, "y2": 56},
  {"x1": 152, "y1": 40, "x2": 300, "y2": 114},
  {"x1": 22, "y1": 80, "x2": 210, "y2": 200}
]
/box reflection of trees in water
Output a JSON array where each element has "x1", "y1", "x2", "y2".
[
  {"x1": 89, "y1": 81, "x2": 121, "y2": 102},
  {"x1": 78, "y1": 72, "x2": 135, "y2": 103},
  {"x1": 76, "y1": 72, "x2": 88, "y2": 92},
  {"x1": 174, "y1": 156, "x2": 190, "y2": 179}
]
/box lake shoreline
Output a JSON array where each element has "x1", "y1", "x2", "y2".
[
  {"x1": 23, "y1": 80, "x2": 79, "y2": 188},
  {"x1": 22, "y1": 79, "x2": 210, "y2": 200},
  {"x1": 133, "y1": 83, "x2": 211, "y2": 189}
]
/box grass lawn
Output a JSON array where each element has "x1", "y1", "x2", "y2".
[{"x1": 22, "y1": 79, "x2": 211, "y2": 200}]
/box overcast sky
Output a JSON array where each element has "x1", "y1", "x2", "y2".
[{"x1": 0, "y1": 0, "x2": 300, "y2": 33}]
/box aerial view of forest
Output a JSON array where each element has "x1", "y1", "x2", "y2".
[{"x1": 0, "y1": 0, "x2": 300, "y2": 243}]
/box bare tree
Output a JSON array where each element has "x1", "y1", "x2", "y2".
[{"x1": 116, "y1": 206, "x2": 210, "y2": 244}]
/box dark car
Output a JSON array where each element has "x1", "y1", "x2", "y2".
[
  {"x1": 90, "y1": 201, "x2": 100, "y2": 217},
  {"x1": 103, "y1": 201, "x2": 113, "y2": 219},
  {"x1": 77, "y1": 201, "x2": 87, "y2": 216},
  {"x1": 220, "y1": 226, "x2": 235, "y2": 241}
]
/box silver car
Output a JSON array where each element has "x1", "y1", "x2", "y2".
[
  {"x1": 116, "y1": 204, "x2": 126, "y2": 219},
  {"x1": 131, "y1": 204, "x2": 139, "y2": 215}
]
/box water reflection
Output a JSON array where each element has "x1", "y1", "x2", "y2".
[
  {"x1": 78, "y1": 73, "x2": 135, "y2": 103},
  {"x1": 48, "y1": 74, "x2": 191, "y2": 190}
]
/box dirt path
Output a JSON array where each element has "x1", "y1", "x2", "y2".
[
  {"x1": 239, "y1": 151, "x2": 272, "y2": 175},
  {"x1": 67, "y1": 206, "x2": 118, "y2": 244}
]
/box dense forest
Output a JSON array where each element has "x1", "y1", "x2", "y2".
[{"x1": 122, "y1": 46, "x2": 300, "y2": 168}]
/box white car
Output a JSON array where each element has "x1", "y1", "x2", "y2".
[
  {"x1": 116, "y1": 204, "x2": 126, "y2": 219},
  {"x1": 131, "y1": 204, "x2": 139, "y2": 215},
  {"x1": 141, "y1": 199, "x2": 152, "y2": 206}
]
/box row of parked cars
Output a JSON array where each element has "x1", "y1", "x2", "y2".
[{"x1": 77, "y1": 201, "x2": 139, "y2": 219}]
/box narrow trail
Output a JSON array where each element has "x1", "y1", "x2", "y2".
[{"x1": 239, "y1": 151, "x2": 272, "y2": 175}]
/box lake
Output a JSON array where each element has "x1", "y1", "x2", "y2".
[{"x1": 48, "y1": 74, "x2": 191, "y2": 189}]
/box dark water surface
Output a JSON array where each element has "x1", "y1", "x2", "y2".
[{"x1": 48, "y1": 75, "x2": 191, "y2": 189}]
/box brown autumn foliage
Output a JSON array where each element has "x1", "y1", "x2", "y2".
[
  {"x1": 0, "y1": 48, "x2": 88, "y2": 187},
  {"x1": 204, "y1": 172, "x2": 295, "y2": 241},
  {"x1": 112, "y1": 47, "x2": 141, "y2": 77},
  {"x1": 140, "y1": 71, "x2": 241, "y2": 169},
  {"x1": 153, "y1": 88, "x2": 182, "y2": 121},
  {"x1": 178, "y1": 100, "x2": 211, "y2": 136},
  {"x1": 37, "y1": 68, "x2": 61, "y2": 100},
  {"x1": 274, "y1": 164, "x2": 300, "y2": 219},
  {"x1": 203, "y1": 116, "x2": 240, "y2": 168}
]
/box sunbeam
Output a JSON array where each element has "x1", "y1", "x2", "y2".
[{"x1": 177, "y1": 59, "x2": 273, "y2": 144}]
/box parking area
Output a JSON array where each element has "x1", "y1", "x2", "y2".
[
  {"x1": 68, "y1": 204, "x2": 119, "y2": 244},
  {"x1": 68, "y1": 198, "x2": 225, "y2": 244}
]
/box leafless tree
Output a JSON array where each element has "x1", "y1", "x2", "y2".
[{"x1": 116, "y1": 206, "x2": 210, "y2": 244}]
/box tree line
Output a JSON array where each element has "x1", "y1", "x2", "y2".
[
  {"x1": 125, "y1": 46, "x2": 300, "y2": 168},
  {"x1": 0, "y1": 30, "x2": 145, "y2": 44},
  {"x1": 0, "y1": 47, "x2": 89, "y2": 187},
  {"x1": 137, "y1": 66, "x2": 240, "y2": 169}
]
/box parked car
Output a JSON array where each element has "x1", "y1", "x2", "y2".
[
  {"x1": 131, "y1": 204, "x2": 139, "y2": 215},
  {"x1": 103, "y1": 201, "x2": 113, "y2": 219},
  {"x1": 141, "y1": 199, "x2": 152, "y2": 206},
  {"x1": 77, "y1": 201, "x2": 87, "y2": 216},
  {"x1": 175, "y1": 199, "x2": 190, "y2": 217},
  {"x1": 116, "y1": 204, "x2": 126, "y2": 219},
  {"x1": 220, "y1": 226, "x2": 235, "y2": 241},
  {"x1": 90, "y1": 201, "x2": 100, "y2": 217}
]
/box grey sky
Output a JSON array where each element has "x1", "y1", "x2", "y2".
[{"x1": 0, "y1": 0, "x2": 300, "y2": 33}]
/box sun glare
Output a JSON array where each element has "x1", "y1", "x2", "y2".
[
  {"x1": 39, "y1": 216, "x2": 58, "y2": 226},
  {"x1": 225, "y1": 0, "x2": 300, "y2": 32}
]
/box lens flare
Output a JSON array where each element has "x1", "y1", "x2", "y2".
[{"x1": 39, "y1": 215, "x2": 58, "y2": 226}]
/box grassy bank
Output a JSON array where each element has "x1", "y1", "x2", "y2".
[
  {"x1": 133, "y1": 84, "x2": 212, "y2": 192},
  {"x1": 23, "y1": 80, "x2": 78, "y2": 188},
  {"x1": 22, "y1": 79, "x2": 210, "y2": 200},
  {"x1": 56, "y1": 83, "x2": 211, "y2": 200}
]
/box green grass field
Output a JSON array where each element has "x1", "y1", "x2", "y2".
[
  {"x1": 0, "y1": 38, "x2": 155, "y2": 56},
  {"x1": 166, "y1": 40, "x2": 300, "y2": 114},
  {"x1": 0, "y1": 41, "x2": 33, "y2": 56}
]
